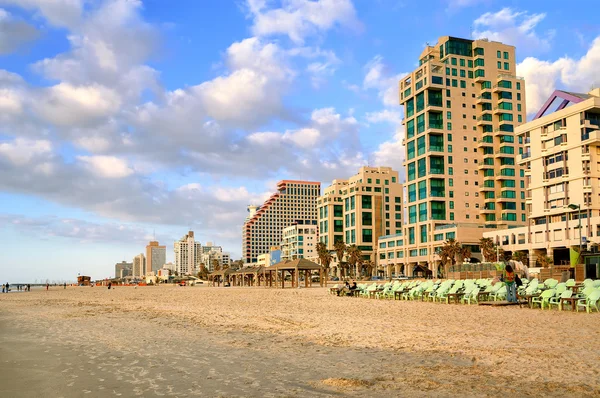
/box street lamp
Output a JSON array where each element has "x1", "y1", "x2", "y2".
[{"x1": 568, "y1": 203, "x2": 582, "y2": 266}]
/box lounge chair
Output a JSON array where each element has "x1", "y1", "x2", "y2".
[
  {"x1": 531, "y1": 289, "x2": 555, "y2": 310},
  {"x1": 461, "y1": 287, "x2": 480, "y2": 305},
  {"x1": 576, "y1": 290, "x2": 600, "y2": 313},
  {"x1": 576, "y1": 290, "x2": 600, "y2": 314},
  {"x1": 549, "y1": 290, "x2": 572, "y2": 311}
]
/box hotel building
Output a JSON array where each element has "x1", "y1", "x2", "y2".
[
  {"x1": 174, "y1": 231, "x2": 202, "y2": 275},
  {"x1": 280, "y1": 222, "x2": 318, "y2": 261},
  {"x1": 317, "y1": 166, "x2": 403, "y2": 269},
  {"x1": 483, "y1": 89, "x2": 600, "y2": 279},
  {"x1": 146, "y1": 241, "x2": 166, "y2": 276},
  {"x1": 395, "y1": 36, "x2": 527, "y2": 275},
  {"x1": 242, "y1": 180, "x2": 320, "y2": 263}
]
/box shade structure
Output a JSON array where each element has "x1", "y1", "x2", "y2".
[
  {"x1": 208, "y1": 269, "x2": 232, "y2": 287},
  {"x1": 263, "y1": 258, "x2": 323, "y2": 288}
]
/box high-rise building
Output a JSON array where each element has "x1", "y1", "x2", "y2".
[
  {"x1": 133, "y1": 254, "x2": 145, "y2": 278},
  {"x1": 280, "y1": 222, "x2": 318, "y2": 261},
  {"x1": 317, "y1": 166, "x2": 403, "y2": 268},
  {"x1": 201, "y1": 242, "x2": 225, "y2": 272},
  {"x1": 397, "y1": 36, "x2": 527, "y2": 275},
  {"x1": 114, "y1": 261, "x2": 132, "y2": 279},
  {"x1": 484, "y1": 89, "x2": 600, "y2": 277},
  {"x1": 146, "y1": 241, "x2": 166, "y2": 276},
  {"x1": 174, "y1": 231, "x2": 202, "y2": 275},
  {"x1": 242, "y1": 180, "x2": 321, "y2": 263}
]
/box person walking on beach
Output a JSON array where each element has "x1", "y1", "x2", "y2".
[
  {"x1": 64, "y1": 283, "x2": 66, "y2": 289},
  {"x1": 504, "y1": 265, "x2": 517, "y2": 303},
  {"x1": 46, "y1": 283, "x2": 49, "y2": 291},
  {"x1": 27, "y1": 284, "x2": 30, "y2": 292},
  {"x1": 5, "y1": 283, "x2": 9, "y2": 293}
]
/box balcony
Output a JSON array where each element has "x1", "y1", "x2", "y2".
[
  {"x1": 583, "y1": 184, "x2": 592, "y2": 192},
  {"x1": 476, "y1": 94, "x2": 492, "y2": 104},
  {"x1": 582, "y1": 130, "x2": 600, "y2": 145}
]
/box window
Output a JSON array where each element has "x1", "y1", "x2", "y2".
[
  {"x1": 408, "y1": 162, "x2": 415, "y2": 181},
  {"x1": 409, "y1": 207, "x2": 416, "y2": 224},
  {"x1": 407, "y1": 119, "x2": 415, "y2": 139},
  {"x1": 503, "y1": 51, "x2": 509, "y2": 59},
  {"x1": 418, "y1": 158, "x2": 426, "y2": 178},
  {"x1": 460, "y1": 59, "x2": 465, "y2": 67},
  {"x1": 497, "y1": 61, "x2": 502, "y2": 69},
  {"x1": 419, "y1": 203, "x2": 427, "y2": 222},
  {"x1": 361, "y1": 195, "x2": 372, "y2": 209},
  {"x1": 362, "y1": 229, "x2": 372, "y2": 243},
  {"x1": 504, "y1": 62, "x2": 509, "y2": 70},
  {"x1": 497, "y1": 50, "x2": 501, "y2": 58},
  {"x1": 418, "y1": 180, "x2": 426, "y2": 200},
  {"x1": 516, "y1": 82, "x2": 521, "y2": 90},
  {"x1": 452, "y1": 68, "x2": 457, "y2": 76},
  {"x1": 362, "y1": 212, "x2": 372, "y2": 226},
  {"x1": 420, "y1": 224, "x2": 427, "y2": 243}
]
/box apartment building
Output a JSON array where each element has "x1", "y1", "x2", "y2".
[
  {"x1": 242, "y1": 180, "x2": 320, "y2": 263},
  {"x1": 396, "y1": 36, "x2": 527, "y2": 275},
  {"x1": 174, "y1": 231, "x2": 202, "y2": 275},
  {"x1": 132, "y1": 254, "x2": 145, "y2": 278},
  {"x1": 114, "y1": 261, "x2": 132, "y2": 279},
  {"x1": 484, "y1": 89, "x2": 600, "y2": 279},
  {"x1": 146, "y1": 241, "x2": 166, "y2": 276},
  {"x1": 317, "y1": 166, "x2": 403, "y2": 269},
  {"x1": 201, "y1": 242, "x2": 227, "y2": 271},
  {"x1": 280, "y1": 222, "x2": 318, "y2": 261}
]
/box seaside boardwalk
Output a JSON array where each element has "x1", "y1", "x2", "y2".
[{"x1": 1, "y1": 285, "x2": 599, "y2": 397}]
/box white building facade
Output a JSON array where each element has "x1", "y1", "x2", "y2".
[
  {"x1": 280, "y1": 222, "x2": 318, "y2": 261},
  {"x1": 174, "y1": 231, "x2": 202, "y2": 275}
]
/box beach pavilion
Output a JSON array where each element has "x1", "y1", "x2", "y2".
[
  {"x1": 263, "y1": 258, "x2": 324, "y2": 288},
  {"x1": 228, "y1": 266, "x2": 265, "y2": 287},
  {"x1": 208, "y1": 269, "x2": 232, "y2": 287}
]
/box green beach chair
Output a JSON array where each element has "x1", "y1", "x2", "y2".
[
  {"x1": 549, "y1": 290, "x2": 572, "y2": 311},
  {"x1": 576, "y1": 290, "x2": 600, "y2": 313},
  {"x1": 531, "y1": 289, "x2": 555, "y2": 310}
]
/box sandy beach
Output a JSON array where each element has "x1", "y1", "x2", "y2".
[{"x1": 1, "y1": 285, "x2": 599, "y2": 397}]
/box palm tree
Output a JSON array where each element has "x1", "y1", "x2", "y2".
[
  {"x1": 479, "y1": 237, "x2": 495, "y2": 262},
  {"x1": 436, "y1": 238, "x2": 461, "y2": 277},
  {"x1": 537, "y1": 255, "x2": 553, "y2": 268},
  {"x1": 211, "y1": 259, "x2": 220, "y2": 272},
  {"x1": 333, "y1": 240, "x2": 347, "y2": 278},
  {"x1": 346, "y1": 245, "x2": 362, "y2": 278},
  {"x1": 363, "y1": 260, "x2": 375, "y2": 278},
  {"x1": 316, "y1": 242, "x2": 333, "y2": 280},
  {"x1": 512, "y1": 251, "x2": 528, "y2": 265},
  {"x1": 459, "y1": 245, "x2": 472, "y2": 263}
]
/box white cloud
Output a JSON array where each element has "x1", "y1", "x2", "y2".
[
  {"x1": 371, "y1": 128, "x2": 405, "y2": 177},
  {"x1": 77, "y1": 155, "x2": 133, "y2": 179},
  {"x1": 0, "y1": 0, "x2": 83, "y2": 28},
  {"x1": 363, "y1": 55, "x2": 405, "y2": 107},
  {"x1": 33, "y1": 83, "x2": 121, "y2": 127},
  {"x1": 0, "y1": 8, "x2": 39, "y2": 54},
  {"x1": 473, "y1": 8, "x2": 553, "y2": 54},
  {"x1": 246, "y1": 0, "x2": 361, "y2": 44},
  {"x1": 0, "y1": 137, "x2": 52, "y2": 166},
  {"x1": 365, "y1": 109, "x2": 402, "y2": 125},
  {"x1": 518, "y1": 36, "x2": 600, "y2": 115}
]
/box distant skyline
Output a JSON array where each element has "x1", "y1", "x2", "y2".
[{"x1": 2, "y1": 0, "x2": 600, "y2": 281}]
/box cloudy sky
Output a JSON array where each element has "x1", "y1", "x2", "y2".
[{"x1": 1, "y1": 0, "x2": 599, "y2": 282}]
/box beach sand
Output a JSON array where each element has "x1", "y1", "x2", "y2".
[{"x1": 0, "y1": 285, "x2": 599, "y2": 397}]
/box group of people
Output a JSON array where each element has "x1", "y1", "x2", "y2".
[
  {"x1": 2, "y1": 283, "x2": 31, "y2": 293},
  {"x1": 336, "y1": 281, "x2": 358, "y2": 296}
]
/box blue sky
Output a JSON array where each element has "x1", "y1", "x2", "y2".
[{"x1": 1, "y1": 0, "x2": 599, "y2": 282}]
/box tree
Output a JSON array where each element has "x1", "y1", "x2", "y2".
[
  {"x1": 316, "y1": 242, "x2": 333, "y2": 280},
  {"x1": 211, "y1": 259, "x2": 220, "y2": 273},
  {"x1": 436, "y1": 239, "x2": 462, "y2": 277},
  {"x1": 537, "y1": 255, "x2": 553, "y2": 268},
  {"x1": 512, "y1": 251, "x2": 528, "y2": 265},
  {"x1": 346, "y1": 245, "x2": 362, "y2": 278},
  {"x1": 363, "y1": 260, "x2": 375, "y2": 278},
  {"x1": 214, "y1": 262, "x2": 221, "y2": 272},
  {"x1": 198, "y1": 264, "x2": 209, "y2": 280},
  {"x1": 459, "y1": 245, "x2": 472, "y2": 263},
  {"x1": 479, "y1": 237, "x2": 495, "y2": 262},
  {"x1": 333, "y1": 240, "x2": 347, "y2": 278}
]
